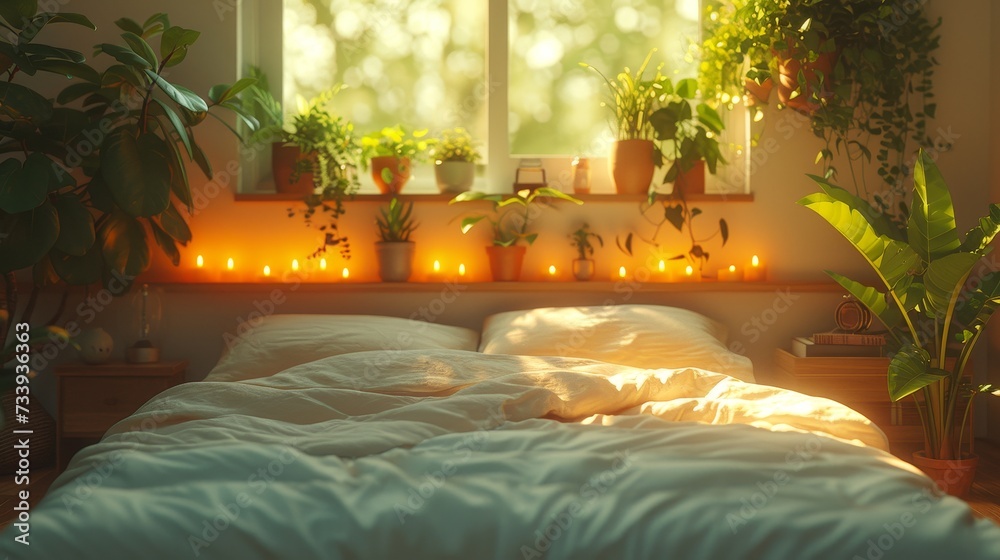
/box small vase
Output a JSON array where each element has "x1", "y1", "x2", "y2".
[
  {"x1": 911, "y1": 451, "x2": 979, "y2": 498},
  {"x1": 271, "y1": 143, "x2": 316, "y2": 195},
  {"x1": 485, "y1": 245, "x2": 526, "y2": 282},
  {"x1": 609, "y1": 139, "x2": 656, "y2": 195},
  {"x1": 371, "y1": 156, "x2": 412, "y2": 194},
  {"x1": 77, "y1": 328, "x2": 114, "y2": 364},
  {"x1": 434, "y1": 161, "x2": 475, "y2": 193},
  {"x1": 572, "y1": 259, "x2": 595, "y2": 281},
  {"x1": 375, "y1": 241, "x2": 415, "y2": 282}
]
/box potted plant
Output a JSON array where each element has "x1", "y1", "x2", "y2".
[
  {"x1": 570, "y1": 224, "x2": 603, "y2": 281},
  {"x1": 581, "y1": 50, "x2": 665, "y2": 195},
  {"x1": 362, "y1": 126, "x2": 435, "y2": 195},
  {"x1": 451, "y1": 188, "x2": 582, "y2": 281},
  {"x1": 374, "y1": 198, "x2": 417, "y2": 282},
  {"x1": 275, "y1": 86, "x2": 358, "y2": 196},
  {"x1": 799, "y1": 150, "x2": 1000, "y2": 497},
  {"x1": 648, "y1": 78, "x2": 726, "y2": 196},
  {"x1": 432, "y1": 127, "x2": 481, "y2": 193},
  {"x1": 700, "y1": 0, "x2": 940, "y2": 231}
]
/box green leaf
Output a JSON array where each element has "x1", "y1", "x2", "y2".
[
  {"x1": 98, "y1": 211, "x2": 150, "y2": 277},
  {"x1": 86, "y1": 174, "x2": 118, "y2": 214},
  {"x1": 20, "y1": 43, "x2": 85, "y2": 63},
  {"x1": 888, "y1": 344, "x2": 947, "y2": 401},
  {"x1": 827, "y1": 271, "x2": 902, "y2": 330},
  {"x1": 46, "y1": 12, "x2": 97, "y2": 30},
  {"x1": 909, "y1": 150, "x2": 960, "y2": 263},
  {"x1": 57, "y1": 82, "x2": 99, "y2": 105},
  {"x1": 156, "y1": 203, "x2": 192, "y2": 244},
  {"x1": 161, "y1": 129, "x2": 192, "y2": 210},
  {"x1": 807, "y1": 174, "x2": 900, "y2": 240},
  {"x1": 209, "y1": 77, "x2": 257, "y2": 104},
  {"x1": 121, "y1": 32, "x2": 159, "y2": 69},
  {"x1": 959, "y1": 203, "x2": 1000, "y2": 253},
  {"x1": 719, "y1": 219, "x2": 729, "y2": 246},
  {"x1": 696, "y1": 104, "x2": 724, "y2": 134},
  {"x1": 149, "y1": 219, "x2": 180, "y2": 266},
  {"x1": 190, "y1": 141, "x2": 213, "y2": 179},
  {"x1": 144, "y1": 70, "x2": 208, "y2": 112},
  {"x1": 0, "y1": 81, "x2": 52, "y2": 122},
  {"x1": 160, "y1": 26, "x2": 200, "y2": 67},
  {"x1": 0, "y1": 201, "x2": 58, "y2": 273},
  {"x1": 675, "y1": 78, "x2": 698, "y2": 99},
  {"x1": 0, "y1": 0, "x2": 37, "y2": 29},
  {"x1": 101, "y1": 129, "x2": 172, "y2": 218},
  {"x1": 52, "y1": 194, "x2": 95, "y2": 256},
  {"x1": 95, "y1": 43, "x2": 152, "y2": 70},
  {"x1": 31, "y1": 60, "x2": 100, "y2": 84},
  {"x1": 50, "y1": 244, "x2": 104, "y2": 285},
  {"x1": 114, "y1": 18, "x2": 145, "y2": 36},
  {"x1": 664, "y1": 203, "x2": 684, "y2": 231},
  {"x1": 923, "y1": 252, "x2": 981, "y2": 318},
  {"x1": 0, "y1": 153, "x2": 57, "y2": 213},
  {"x1": 533, "y1": 187, "x2": 583, "y2": 204},
  {"x1": 460, "y1": 216, "x2": 486, "y2": 234},
  {"x1": 151, "y1": 98, "x2": 193, "y2": 158}
]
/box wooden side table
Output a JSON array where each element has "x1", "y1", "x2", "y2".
[
  {"x1": 55, "y1": 361, "x2": 187, "y2": 471},
  {"x1": 769, "y1": 349, "x2": 972, "y2": 458}
]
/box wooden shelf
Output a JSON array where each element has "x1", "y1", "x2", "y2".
[
  {"x1": 234, "y1": 192, "x2": 754, "y2": 203},
  {"x1": 150, "y1": 280, "x2": 840, "y2": 294}
]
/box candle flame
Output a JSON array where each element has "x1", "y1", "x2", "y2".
[
  {"x1": 342, "y1": 267, "x2": 350, "y2": 279},
  {"x1": 685, "y1": 265, "x2": 694, "y2": 276},
  {"x1": 227, "y1": 258, "x2": 235, "y2": 271},
  {"x1": 618, "y1": 266, "x2": 626, "y2": 278},
  {"x1": 263, "y1": 265, "x2": 271, "y2": 277},
  {"x1": 196, "y1": 255, "x2": 204, "y2": 268},
  {"x1": 658, "y1": 260, "x2": 665, "y2": 272},
  {"x1": 548, "y1": 265, "x2": 557, "y2": 276},
  {"x1": 292, "y1": 259, "x2": 300, "y2": 272},
  {"x1": 729, "y1": 264, "x2": 736, "y2": 273},
  {"x1": 458, "y1": 263, "x2": 466, "y2": 276},
  {"x1": 320, "y1": 258, "x2": 328, "y2": 271},
  {"x1": 751, "y1": 255, "x2": 760, "y2": 267},
  {"x1": 433, "y1": 260, "x2": 441, "y2": 273}
]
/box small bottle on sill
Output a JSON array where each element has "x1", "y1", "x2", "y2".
[{"x1": 572, "y1": 157, "x2": 591, "y2": 195}]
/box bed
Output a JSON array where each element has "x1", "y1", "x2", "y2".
[{"x1": 4, "y1": 305, "x2": 1000, "y2": 559}]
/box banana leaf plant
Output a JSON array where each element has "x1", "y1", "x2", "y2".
[
  {"x1": 799, "y1": 149, "x2": 1000, "y2": 460},
  {"x1": 450, "y1": 188, "x2": 582, "y2": 247},
  {"x1": 0, "y1": 6, "x2": 260, "y2": 367}
]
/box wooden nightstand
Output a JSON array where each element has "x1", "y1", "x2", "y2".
[
  {"x1": 55, "y1": 361, "x2": 187, "y2": 471},
  {"x1": 769, "y1": 349, "x2": 971, "y2": 457}
]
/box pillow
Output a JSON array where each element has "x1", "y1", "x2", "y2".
[
  {"x1": 478, "y1": 305, "x2": 754, "y2": 382},
  {"x1": 207, "y1": 314, "x2": 480, "y2": 382}
]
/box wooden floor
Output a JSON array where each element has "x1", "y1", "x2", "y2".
[{"x1": 967, "y1": 439, "x2": 1000, "y2": 523}]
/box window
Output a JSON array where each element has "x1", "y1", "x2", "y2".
[{"x1": 240, "y1": 0, "x2": 748, "y2": 195}]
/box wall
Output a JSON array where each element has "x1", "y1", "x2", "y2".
[{"x1": 24, "y1": 1, "x2": 998, "y2": 440}]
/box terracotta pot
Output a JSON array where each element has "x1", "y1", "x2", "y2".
[
  {"x1": 272, "y1": 143, "x2": 316, "y2": 195},
  {"x1": 744, "y1": 77, "x2": 774, "y2": 107},
  {"x1": 675, "y1": 160, "x2": 706, "y2": 195},
  {"x1": 572, "y1": 259, "x2": 595, "y2": 281},
  {"x1": 485, "y1": 245, "x2": 526, "y2": 282},
  {"x1": 609, "y1": 139, "x2": 656, "y2": 195},
  {"x1": 371, "y1": 156, "x2": 412, "y2": 195},
  {"x1": 911, "y1": 451, "x2": 979, "y2": 498},
  {"x1": 375, "y1": 241, "x2": 415, "y2": 282},
  {"x1": 775, "y1": 50, "x2": 837, "y2": 114},
  {"x1": 434, "y1": 161, "x2": 475, "y2": 193}
]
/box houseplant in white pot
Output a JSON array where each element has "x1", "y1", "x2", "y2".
[
  {"x1": 374, "y1": 198, "x2": 417, "y2": 282},
  {"x1": 432, "y1": 128, "x2": 481, "y2": 193},
  {"x1": 451, "y1": 188, "x2": 582, "y2": 281},
  {"x1": 799, "y1": 150, "x2": 1000, "y2": 497},
  {"x1": 569, "y1": 224, "x2": 603, "y2": 281}
]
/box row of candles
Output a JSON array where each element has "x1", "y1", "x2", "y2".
[{"x1": 191, "y1": 254, "x2": 767, "y2": 283}]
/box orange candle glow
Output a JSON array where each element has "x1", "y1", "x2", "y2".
[
  {"x1": 291, "y1": 259, "x2": 300, "y2": 272},
  {"x1": 681, "y1": 265, "x2": 701, "y2": 283},
  {"x1": 433, "y1": 260, "x2": 441, "y2": 273},
  {"x1": 619, "y1": 266, "x2": 627, "y2": 279},
  {"x1": 658, "y1": 260, "x2": 665, "y2": 273},
  {"x1": 320, "y1": 258, "x2": 328, "y2": 271},
  {"x1": 548, "y1": 265, "x2": 557, "y2": 277},
  {"x1": 263, "y1": 265, "x2": 271, "y2": 277},
  {"x1": 745, "y1": 255, "x2": 767, "y2": 282},
  {"x1": 342, "y1": 267, "x2": 350, "y2": 280},
  {"x1": 227, "y1": 258, "x2": 235, "y2": 271},
  {"x1": 458, "y1": 263, "x2": 466, "y2": 277},
  {"x1": 196, "y1": 255, "x2": 205, "y2": 269},
  {"x1": 717, "y1": 264, "x2": 743, "y2": 282}
]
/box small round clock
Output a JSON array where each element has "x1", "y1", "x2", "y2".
[{"x1": 836, "y1": 296, "x2": 873, "y2": 333}]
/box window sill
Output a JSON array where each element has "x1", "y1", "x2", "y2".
[{"x1": 233, "y1": 192, "x2": 755, "y2": 203}]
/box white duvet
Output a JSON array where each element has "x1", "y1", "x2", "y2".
[{"x1": 5, "y1": 350, "x2": 1000, "y2": 559}]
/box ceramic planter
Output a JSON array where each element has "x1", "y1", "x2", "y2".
[
  {"x1": 371, "y1": 156, "x2": 412, "y2": 195},
  {"x1": 272, "y1": 143, "x2": 316, "y2": 195},
  {"x1": 609, "y1": 139, "x2": 656, "y2": 195},
  {"x1": 774, "y1": 50, "x2": 837, "y2": 114},
  {"x1": 435, "y1": 161, "x2": 475, "y2": 193},
  {"x1": 675, "y1": 160, "x2": 706, "y2": 196},
  {"x1": 572, "y1": 259, "x2": 595, "y2": 281},
  {"x1": 375, "y1": 241, "x2": 415, "y2": 282},
  {"x1": 485, "y1": 245, "x2": 526, "y2": 282},
  {"x1": 744, "y1": 77, "x2": 774, "y2": 107},
  {"x1": 77, "y1": 328, "x2": 114, "y2": 364},
  {"x1": 911, "y1": 451, "x2": 978, "y2": 498}
]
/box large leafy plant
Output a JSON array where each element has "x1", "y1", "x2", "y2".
[
  {"x1": 800, "y1": 150, "x2": 1000, "y2": 460},
  {"x1": 451, "y1": 188, "x2": 582, "y2": 247},
  {"x1": 649, "y1": 78, "x2": 726, "y2": 186},
  {"x1": 0, "y1": 7, "x2": 259, "y2": 363},
  {"x1": 580, "y1": 49, "x2": 665, "y2": 142}
]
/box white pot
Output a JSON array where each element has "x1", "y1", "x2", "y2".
[
  {"x1": 77, "y1": 328, "x2": 114, "y2": 364},
  {"x1": 375, "y1": 241, "x2": 415, "y2": 282},
  {"x1": 435, "y1": 161, "x2": 475, "y2": 193}
]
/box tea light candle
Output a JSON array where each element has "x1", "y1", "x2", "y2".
[
  {"x1": 427, "y1": 260, "x2": 445, "y2": 282},
  {"x1": 717, "y1": 264, "x2": 743, "y2": 282},
  {"x1": 191, "y1": 254, "x2": 215, "y2": 283},
  {"x1": 458, "y1": 263, "x2": 467, "y2": 281},
  {"x1": 612, "y1": 266, "x2": 631, "y2": 281},
  {"x1": 745, "y1": 255, "x2": 767, "y2": 282},
  {"x1": 654, "y1": 259, "x2": 672, "y2": 282},
  {"x1": 319, "y1": 258, "x2": 328, "y2": 272},
  {"x1": 259, "y1": 265, "x2": 276, "y2": 282},
  {"x1": 681, "y1": 264, "x2": 702, "y2": 282},
  {"x1": 547, "y1": 265, "x2": 558, "y2": 280},
  {"x1": 291, "y1": 259, "x2": 300, "y2": 273},
  {"x1": 222, "y1": 257, "x2": 239, "y2": 282},
  {"x1": 341, "y1": 267, "x2": 350, "y2": 281}
]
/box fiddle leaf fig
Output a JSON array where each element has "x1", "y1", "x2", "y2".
[
  {"x1": 101, "y1": 129, "x2": 173, "y2": 218},
  {"x1": 52, "y1": 194, "x2": 95, "y2": 256},
  {"x1": 98, "y1": 211, "x2": 150, "y2": 277}
]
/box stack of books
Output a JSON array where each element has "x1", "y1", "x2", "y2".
[{"x1": 790, "y1": 330, "x2": 887, "y2": 357}]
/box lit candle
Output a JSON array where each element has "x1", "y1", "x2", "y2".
[
  {"x1": 222, "y1": 257, "x2": 239, "y2": 282},
  {"x1": 341, "y1": 267, "x2": 350, "y2": 281},
  {"x1": 745, "y1": 255, "x2": 767, "y2": 282},
  {"x1": 259, "y1": 264, "x2": 276, "y2": 282},
  {"x1": 717, "y1": 264, "x2": 743, "y2": 282},
  {"x1": 291, "y1": 259, "x2": 300, "y2": 272},
  {"x1": 196, "y1": 255, "x2": 205, "y2": 269},
  {"x1": 320, "y1": 258, "x2": 328, "y2": 271},
  {"x1": 428, "y1": 260, "x2": 445, "y2": 282},
  {"x1": 612, "y1": 266, "x2": 632, "y2": 281},
  {"x1": 682, "y1": 265, "x2": 702, "y2": 283},
  {"x1": 191, "y1": 254, "x2": 214, "y2": 283},
  {"x1": 654, "y1": 259, "x2": 672, "y2": 282},
  {"x1": 458, "y1": 263, "x2": 467, "y2": 280}
]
